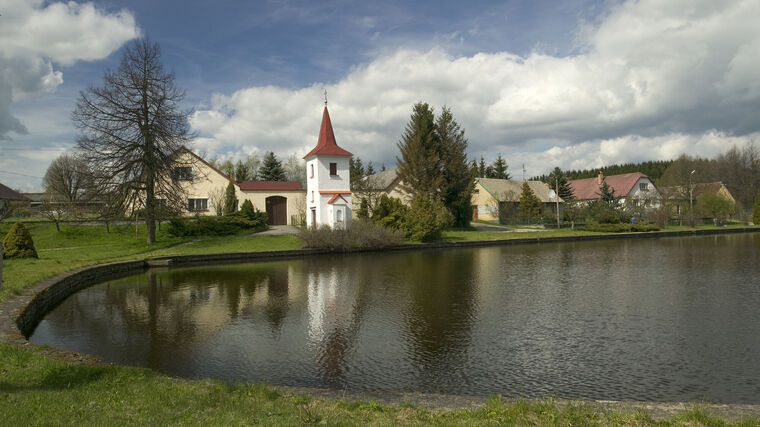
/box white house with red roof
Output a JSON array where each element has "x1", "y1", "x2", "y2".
[
  {"x1": 304, "y1": 106, "x2": 352, "y2": 228},
  {"x1": 569, "y1": 171, "x2": 661, "y2": 208}
]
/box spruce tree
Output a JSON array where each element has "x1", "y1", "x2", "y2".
[
  {"x1": 234, "y1": 159, "x2": 250, "y2": 181},
  {"x1": 518, "y1": 182, "x2": 541, "y2": 218},
  {"x1": 547, "y1": 167, "x2": 574, "y2": 200},
  {"x1": 223, "y1": 180, "x2": 237, "y2": 214},
  {"x1": 598, "y1": 179, "x2": 616, "y2": 204},
  {"x1": 478, "y1": 156, "x2": 487, "y2": 178},
  {"x1": 365, "y1": 161, "x2": 375, "y2": 176},
  {"x1": 396, "y1": 102, "x2": 442, "y2": 199},
  {"x1": 436, "y1": 106, "x2": 475, "y2": 227},
  {"x1": 259, "y1": 151, "x2": 287, "y2": 181},
  {"x1": 490, "y1": 154, "x2": 510, "y2": 179},
  {"x1": 350, "y1": 157, "x2": 365, "y2": 189}
]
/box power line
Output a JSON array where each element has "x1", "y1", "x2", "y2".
[
  {"x1": 0, "y1": 147, "x2": 70, "y2": 151},
  {"x1": 0, "y1": 169, "x2": 43, "y2": 179}
]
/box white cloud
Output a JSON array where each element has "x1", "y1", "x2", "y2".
[
  {"x1": 0, "y1": 0, "x2": 140, "y2": 138},
  {"x1": 191, "y1": 0, "x2": 760, "y2": 175}
]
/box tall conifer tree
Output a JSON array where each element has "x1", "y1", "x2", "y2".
[
  {"x1": 396, "y1": 103, "x2": 442, "y2": 199},
  {"x1": 437, "y1": 106, "x2": 475, "y2": 227},
  {"x1": 258, "y1": 151, "x2": 287, "y2": 181}
]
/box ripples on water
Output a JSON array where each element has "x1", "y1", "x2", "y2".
[{"x1": 31, "y1": 233, "x2": 760, "y2": 403}]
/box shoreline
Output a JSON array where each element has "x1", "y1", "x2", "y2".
[{"x1": 2, "y1": 226, "x2": 760, "y2": 419}]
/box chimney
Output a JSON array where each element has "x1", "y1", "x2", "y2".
[{"x1": 597, "y1": 171, "x2": 603, "y2": 185}]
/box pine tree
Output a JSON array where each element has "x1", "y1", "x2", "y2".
[
  {"x1": 365, "y1": 161, "x2": 375, "y2": 176},
  {"x1": 598, "y1": 179, "x2": 616, "y2": 204},
  {"x1": 258, "y1": 151, "x2": 287, "y2": 181},
  {"x1": 490, "y1": 154, "x2": 510, "y2": 180},
  {"x1": 350, "y1": 157, "x2": 365, "y2": 189},
  {"x1": 234, "y1": 160, "x2": 250, "y2": 181},
  {"x1": 478, "y1": 156, "x2": 487, "y2": 178},
  {"x1": 396, "y1": 102, "x2": 442, "y2": 199},
  {"x1": 223, "y1": 180, "x2": 237, "y2": 214},
  {"x1": 518, "y1": 182, "x2": 542, "y2": 218},
  {"x1": 547, "y1": 167, "x2": 574, "y2": 200},
  {"x1": 436, "y1": 106, "x2": 475, "y2": 227}
]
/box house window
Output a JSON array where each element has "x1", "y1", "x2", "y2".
[
  {"x1": 329, "y1": 163, "x2": 337, "y2": 176},
  {"x1": 337, "y1": 209, "x2": 343, "y2": 223},
  {"x1": 187, "y1": 198, "x2": 208, "y2": 211},
  {"x1": 632, "y1": 199, "x2": 639, "y2": 207},
  {"x1": 639, "y1": 183, "x2": 649, "y2": 191},
  {"x1": 174, "y1": 167, "x2": 193, "y2": 180},
  {"x1": 644, "y1": 198, "x2": 651, "y2": 207},
  {"x1": 310, "y1": 164, "x2": 314, "y2": 178}
]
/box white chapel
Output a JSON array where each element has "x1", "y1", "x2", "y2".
[{"x1": 304, "y1": 105, "x2": 352, "y2": 228}]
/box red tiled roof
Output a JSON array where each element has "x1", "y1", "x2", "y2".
[
  {"x1": 237, "y1": 181, "x2": 303, "y2": 191},
  {"x1": 569, "y1": 172, "x2": 647, "y2": 200},
  {"x1": 303, "y1": 107, "x2": 352, "y2": 158},
  {"x1": 0, "y1": 182, "x2": 29, "y2": 201}
]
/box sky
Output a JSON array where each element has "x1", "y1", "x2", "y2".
[{"x1": 1, "y1": 0, "x2": 759, "y2": 191}]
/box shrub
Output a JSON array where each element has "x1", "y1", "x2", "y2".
[
  {"x1": 167, "y1": 213, "x2": 267, "y2": 237},
  {"x1": 580, "y1": 223, "x2": 660, "y2": 233},
  {"x1": 240, "y1": 199, "x2": 255, "y2": 218},
  {"x1": 696, "y1": 191, "x2": 734, "y2": 226},
  {"x1": 753, "y1": 194, "x2": 760, "y2": 225},
  {"x1": 2, "y1": 222, "x2": 38, "y2": 258},
  {"x1": 299, "y1": 218, "x2": 404, "y2": 250},
  {"x1": 403, "y1": 195, "x2": 453, "y2": 242},
  {"x1": 371, "y1": 194, "x2": 407, "y2": 230}
]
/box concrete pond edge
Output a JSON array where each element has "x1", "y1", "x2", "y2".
[{"x1": 2, "y1": 226, "x2": 760, "y2": 419}]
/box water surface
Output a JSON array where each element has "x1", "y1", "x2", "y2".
[{"x1": 31, "y1": 233, "x2": 760, "y2": 402}]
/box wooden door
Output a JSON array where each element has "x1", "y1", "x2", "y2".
[{"x1": 265, "y1": 196, "x2": 287, "y2": 225}]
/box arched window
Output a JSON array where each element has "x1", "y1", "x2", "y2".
[{"x1": 336, "y1": 209, "x2": 343, "y2": 223}]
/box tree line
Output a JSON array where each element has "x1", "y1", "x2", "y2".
[{"x1": 532, "y1": 160, "x2": 675, "y2": 183}]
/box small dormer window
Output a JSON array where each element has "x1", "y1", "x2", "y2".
[{"x1": 329, "y1": 163, "x2": 337, "y2": 176}]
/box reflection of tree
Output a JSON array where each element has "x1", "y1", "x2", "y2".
[
  {"x1": 41, "y1": 262, "x2": 297, "y2": 370},
  {"x1": 402, "y1": 250, "x2": 477, "y2": 383},
  {"x1": 264, "y1": 268, "x2": 289, "y2": 331}
]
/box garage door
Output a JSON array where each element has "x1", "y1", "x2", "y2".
[{"x1": 265, "y1": 196, "x2": 287, "y2": 225}]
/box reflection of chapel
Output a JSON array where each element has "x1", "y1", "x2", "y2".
[{"x1": 304, "y1": 105, "x2": 352, "y2": 228}]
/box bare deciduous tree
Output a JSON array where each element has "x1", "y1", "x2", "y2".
[
  {"x1": 72, "y1": 38, "x2": 193, "y2": 243},
  {"x1": 208, "y1": 186, "x2": 225, "y2": 216},
  {"x1": 43, "y1": 154, "x2": 93, "y2": 204}
]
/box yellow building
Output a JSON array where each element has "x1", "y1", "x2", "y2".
[
  {"x1": 174, "y1": 147, "x2": 306, "y2": 225},
  {"x1": 471, "y1": 178, "x2": 563, "y2": 221}
]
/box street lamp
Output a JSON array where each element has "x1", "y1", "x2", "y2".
[{"x1": 689, "y1": 169, "x2": 696, "y2": 213}]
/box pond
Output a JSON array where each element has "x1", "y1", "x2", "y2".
[{"x1": 30, "y1": 233, "x2": 760, "y2": 403}]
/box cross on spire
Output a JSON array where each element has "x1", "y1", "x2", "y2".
[{"x1": 324, "y1": 89, "x2": 328, "y2": 106}]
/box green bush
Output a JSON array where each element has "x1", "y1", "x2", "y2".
[
  {"x1": 240, "y1": 199, "x2": 255, "y2": 218},
  {"x1": 168, "y1": 212, "x2": 267, "y2": 237},
  {"x1": 403, "y1": 195, "x2": 453, "y2": 242},
  {"x1": 580, "y1": 223, "x2": 660, "y2": 233},
  {"x1": 752, "y1": 194, "x2": 760, "y2": 225},
  {"x1": 2, "y1": 222, "x2": 38, "y2": 258},
  {"x1": 371, "y1": 194, "x2": 407, "y2": 230},
  {"x1": 299, "y1": 218, "x2": 404, "y2": 250}
]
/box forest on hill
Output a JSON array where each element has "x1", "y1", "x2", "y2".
[{"x1": 532, "y1": 160, "x2": 675, "y2": 182}]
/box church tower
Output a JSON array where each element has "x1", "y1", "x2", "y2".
[{"x1": 304, "y1": 104, "x2": 352, "y2": 228}]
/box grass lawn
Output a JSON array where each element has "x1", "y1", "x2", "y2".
[{"x1": 2, "y1": 220, "x2": 758, "y2": 425}]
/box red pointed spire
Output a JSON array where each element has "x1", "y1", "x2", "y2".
[{"x1": 303, "y1": 107, "x2": 352, "y2": 159}]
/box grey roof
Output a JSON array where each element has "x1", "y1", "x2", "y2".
[
  {"x1": 477, "y1": 178, "x2": 563, "y2": 203},
  {"x1": 363, "y1": 167, "x2": 400, "y2": 191},
  {"x1": 0, "y1": 182, "x2": 29, "y2": 201}
]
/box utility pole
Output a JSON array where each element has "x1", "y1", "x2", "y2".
[
  {"x1": 689, "y1": 169, "x2": 696, "y2": 214},
  {"x1": 556, "y1": 177, "x2": 560, "y2": 229}
]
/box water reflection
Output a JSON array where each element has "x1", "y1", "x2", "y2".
[{"x1": 30, "y1": 233, "x2": 760, "y2": 403}]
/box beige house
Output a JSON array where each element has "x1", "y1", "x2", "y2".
[
  {"x1": 659, "y1": 181, "x2": 735, "y2": 216},
  {"x1": 174, "y1": 147, "x2": 306, "y2": 225},
  {"x1": 471, "y1": 178, "x2": 563, "y2": 221},
  {"x1": 353, "y1": 167, "x2": 410, "y2": 211}
]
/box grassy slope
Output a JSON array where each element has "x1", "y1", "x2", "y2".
[
  {"x1": 2, "y1": 221, "x2": 757, "y2": 425},
  {"x1": 2, "y1": 344, "x2": 753, "y2": 426}
]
